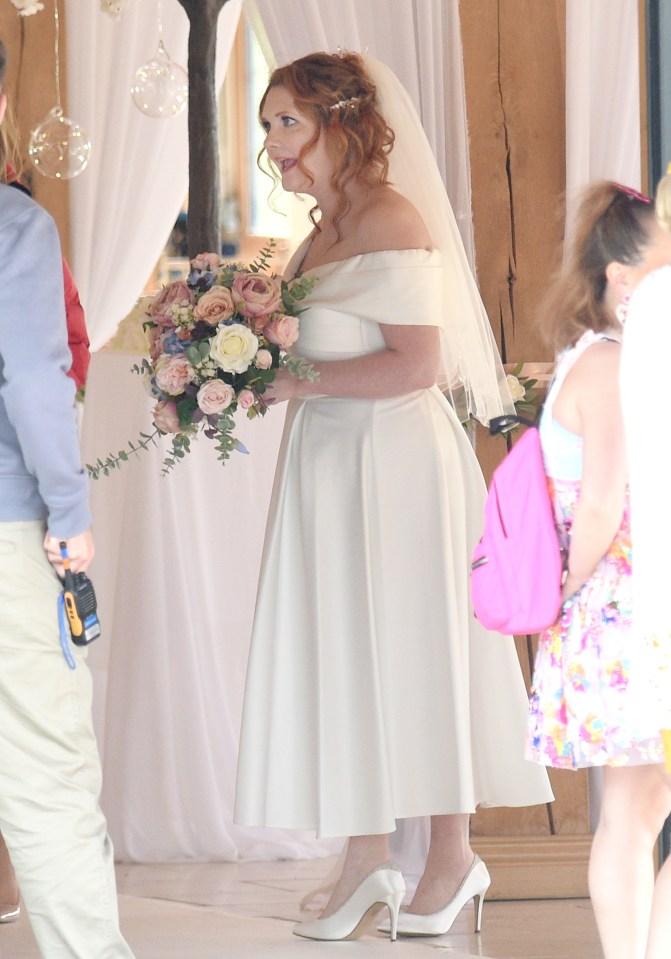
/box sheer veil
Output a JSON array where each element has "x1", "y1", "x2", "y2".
[{"x1": 365, "y1": 56, "x2": 514, "y2": 425}]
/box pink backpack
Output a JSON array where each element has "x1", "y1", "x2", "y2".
[{"x1": 470, "y1": 417, "x2": 563, "y2": 635}]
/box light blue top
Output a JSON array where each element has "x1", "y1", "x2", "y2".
[
  {"x1": 0, "y1": 184, "x2": 90, "y2": 537},
  {"x1": 539, "y1": 405, "x2": 583, "y2": 482},
  {"x1": 539, "y1": 330, "x2": 616, "y2": 483}
]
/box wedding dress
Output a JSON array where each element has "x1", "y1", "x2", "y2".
[{"x1": 234, "y1": 247, "x2": 553, "y2": 837}]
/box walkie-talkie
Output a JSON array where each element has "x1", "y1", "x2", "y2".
[{"x1": 59, "y1": 542, "x2": 101, "y2": 646}]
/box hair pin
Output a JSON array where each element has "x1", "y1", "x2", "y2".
[
  {"x1": 611, "y1": 182, "x2": 652, "y2": 204},
  {"x1": 330, "y1": 97, "x2": 360, "y2": 112}
]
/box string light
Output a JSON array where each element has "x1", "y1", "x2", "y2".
[
  {"x1": 130, "y1": 0, "x2": 188, "y2": 119},
  {"x1": 28, "y1": 0, "x2": 92, "y2": 179}
]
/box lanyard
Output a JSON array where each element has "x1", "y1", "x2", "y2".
[{"x1": 58, "y1": 591, "x2": 77, "y2": 670}]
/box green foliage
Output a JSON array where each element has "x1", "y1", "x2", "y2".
[
  {"x1": 280, "y1": 354, "x2": 319, "y2": 382},
  {"x1": 87, "y1": 429, "x2": 164, "y2": 480}
]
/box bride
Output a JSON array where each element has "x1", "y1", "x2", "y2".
[{"x1": 233, "y1": 50, "x2": 552, "y2": 942}]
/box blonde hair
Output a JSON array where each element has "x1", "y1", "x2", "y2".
[
  {"x1": 544, "y1": 181, "x2": 656, "y2": 351},
  {"x1": 0, "y1": 98, "x2": 23, "y2": 184},
  {"x1": 656, "y1": 165, "x2": 671, "y2": 233},
  {"x1": 0, "y1": 40, "x2": 24, "y2": 184}
]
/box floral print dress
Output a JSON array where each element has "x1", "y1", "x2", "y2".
[{"x1": 526, "y1": 331, "x2": 664, "y2": 769}]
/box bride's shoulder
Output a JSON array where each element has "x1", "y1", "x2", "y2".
[{"x1": 356, "y1": 185, "x2": 430, "y2": 252}]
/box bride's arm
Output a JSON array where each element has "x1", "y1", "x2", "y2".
[{"x1": 265, "y1": 324, "x2": 441, "y2": 403}]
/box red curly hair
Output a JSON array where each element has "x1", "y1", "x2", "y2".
[{"x1": 259, "y1": 51, "x2": 394, "y2": 236}]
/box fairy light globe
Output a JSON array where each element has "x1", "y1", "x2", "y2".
[
  {"x1": 28, "y1": 106, "x2": 92, "y2": 180},
  {"x1": 131, "y1": 40, "x2": 188, "y2": 119}
]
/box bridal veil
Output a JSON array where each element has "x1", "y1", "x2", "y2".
[{"x1": 365, "y1": 56, "x2": 514, "y2": 425}]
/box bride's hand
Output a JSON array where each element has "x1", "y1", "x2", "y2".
[{"x1": 264, "y1": 369, "x2": 306, "y2": 405}]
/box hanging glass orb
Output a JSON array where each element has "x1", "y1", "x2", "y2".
[
  {"x1": 131, "y1": 40, "x2": 188, "y2": 119},
  {"x1": 28, "y1": 106, "x2": 92, "y2": 180}
]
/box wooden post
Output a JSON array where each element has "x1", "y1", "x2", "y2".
[{"x1": 175, "y1": 0, "x2": 232, "y2": 257}]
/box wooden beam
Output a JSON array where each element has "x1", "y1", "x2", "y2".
[{"x1": 176, "y1": 0, "x2": 232, "y2": 257}]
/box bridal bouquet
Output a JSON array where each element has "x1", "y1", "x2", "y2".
[{"x1": 88, "y1": 243, "x2": 318, "y2": 478}]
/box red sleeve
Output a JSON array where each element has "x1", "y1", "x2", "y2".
[{"x1": 62, "y1": 258, "x2": 90, "y2": 390}]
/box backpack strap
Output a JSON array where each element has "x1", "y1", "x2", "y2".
[{"x1": 490, "y1": 330, "x2": 620, "y2": 438}]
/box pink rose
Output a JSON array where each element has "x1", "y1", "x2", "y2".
[
  {"x1": 150, "y1": 282, "x2": 194, "y2": 327},
  {"x1": 191, "y1": 252, "x2": 220, "y2": 271},
  {"x1": 197, "y1": 379, "x2": 235, "y2": 415},
  {"x1": 155, "y1": 354, "x2": 195, "y2": 395},
  {"x1": 255, "y1": 348, "x2": 273, "y2": 370},
  {"x1": 153, "y1": 399, "x2": 180, "y2": 433},
  {"x1": 231, "y1": 273, "x2": 282, "y2": 319},
  {"x1": 193, "y1": 286, "x2": 235, "y2": 325},
  {"x1": 263, "y1": 314, "x2": 300, "y2": 350},
  {"x1": 146, "y1": 325, "x2": 163, "y2": 361},
  {"x1": 237, "y1": 389, "x2": 255, "y2": 410}
]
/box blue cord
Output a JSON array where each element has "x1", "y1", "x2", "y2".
[{"x1": 58, "y1": 592, "x2": 76, "y2": 670}]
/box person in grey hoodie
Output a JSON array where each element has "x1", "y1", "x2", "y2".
[{"x1": 0, "y1": 56, "x2": 135, "y2": 958}]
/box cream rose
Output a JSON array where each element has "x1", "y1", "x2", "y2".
[
  {"x1": 197, "y1": 380, "x2": 235, "y2": 415},
  {"x1": 155, "y1": 354, "x2": 195, "y2": 395},
  {"x1": 264, "y1": 314, "x2": 300, "y2": 350},
  {"x1": 209, "y1": 323, "x2": 259, "y2": 373},
  {"x1": 237, "y1": 389, "x2": 255, "y2": 410},
  {"x1": 191, "y1": 252, "x2": 220, "y2": 272},
  {"x1": 255, "y1": 349, "x2": 273, "y2": 370},
  {"x1": 506, "y1": 374, "x2": 526, "y2": 403},
  {"x1": 193, "y1": 286, "x2": 235, "y2": 325},
  {"x1": 232, "y1": 273, "x2": 282, "y2": 319},
  {"x1": 152, "y1": 399, "x2": 180, "y2": 433},
  {"x1": 11, "y1": 0, "x2": 45, "y2": 14}
]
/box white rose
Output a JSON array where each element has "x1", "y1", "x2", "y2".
[
  {"x1": 11, "y1": 0, "x2": 45, "y2": 14},
  {"x1": 506, "y1": 374, "x2": 526, "y2": 403},
  {"x1": 209, "y1": 323, "x2": 259, "y2": 374}
]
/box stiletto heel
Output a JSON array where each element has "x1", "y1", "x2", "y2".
[
  {"x1": 293, "y1": 863, "x2": 405, "y2": 942},
  {"x1": 473, "y1": 889, "x2": 485, "y2": 933},
  {"x1": 385, "y1": 885, "x2": 404, "y2": 942},
  {"x1": 378, "y1": 854, "x2": 491, "y2": 938},
  {"x1": 0, "y1": 901, "x2": 20, "y2": 923}
]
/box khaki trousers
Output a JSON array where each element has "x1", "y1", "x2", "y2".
[{"x1": 0, "y1": 521, "x2": 134, "y2": 958}]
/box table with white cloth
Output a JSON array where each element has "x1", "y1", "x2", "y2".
[{"x1": 80, "y1": 351, "x2": 338, "y2": 863}]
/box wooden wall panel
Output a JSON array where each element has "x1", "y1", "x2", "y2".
[
  {"x1": 460, "y1": 1, "x2": 591, "y2": 896},
  {"x1": 460, "y1": 0, "x2": 566, "y2": 365},
  {"x1": 0, "y1": 9, "x2": 71, "y2": 260}
]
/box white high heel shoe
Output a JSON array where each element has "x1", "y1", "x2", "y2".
[
  {"x1": 0, "y1": 901, "x2": 19, "y2": 923},
  {"x1": 293, "y1": 863, "x2": 406, "y2": 941},
  {"x1": 378, "y1": 854, "x2": 490, "y2": 937}
]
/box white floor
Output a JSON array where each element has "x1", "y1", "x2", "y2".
[{"x1": 0, "y1": 856, "x2": 603, "y2": 958}]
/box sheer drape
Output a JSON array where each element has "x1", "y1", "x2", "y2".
[
  {"x1": 565, "y1": 0, "x2": 641, "y2": 200},
  {"x1": 244, "y1": 0, "x2": 477, "y2": 266},
  {"x1": 65, "y1": 0, "x2": 241, "y2": 348},
  {"x1": 82, "y1": 355, "x2": 336, "y2": 862}
]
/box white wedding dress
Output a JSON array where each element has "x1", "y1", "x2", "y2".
[{"x1": 234, "y1": 248, "x2": 553, "y2": 838}]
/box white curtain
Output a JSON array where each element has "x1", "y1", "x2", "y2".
[
  {"x1": 244, "y1": 0, "x2": 477, "y2": 267},
  {"x1": 565, "y1": 0, "x2": 641, "y2": 208},
  {"x1": 65, "y1": 0, "x2": 242, "y2": 349},
  {"x1": 82, "y1": 355, "x2": 337, "y2": 862}
]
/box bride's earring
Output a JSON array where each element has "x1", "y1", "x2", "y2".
[{"x1": 616, "y1": 293, "x2": 631, "y2": 325}]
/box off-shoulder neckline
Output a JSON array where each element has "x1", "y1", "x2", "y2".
[{"x1": 288, "y1": 246, "x2": 437, "y2": 281}]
